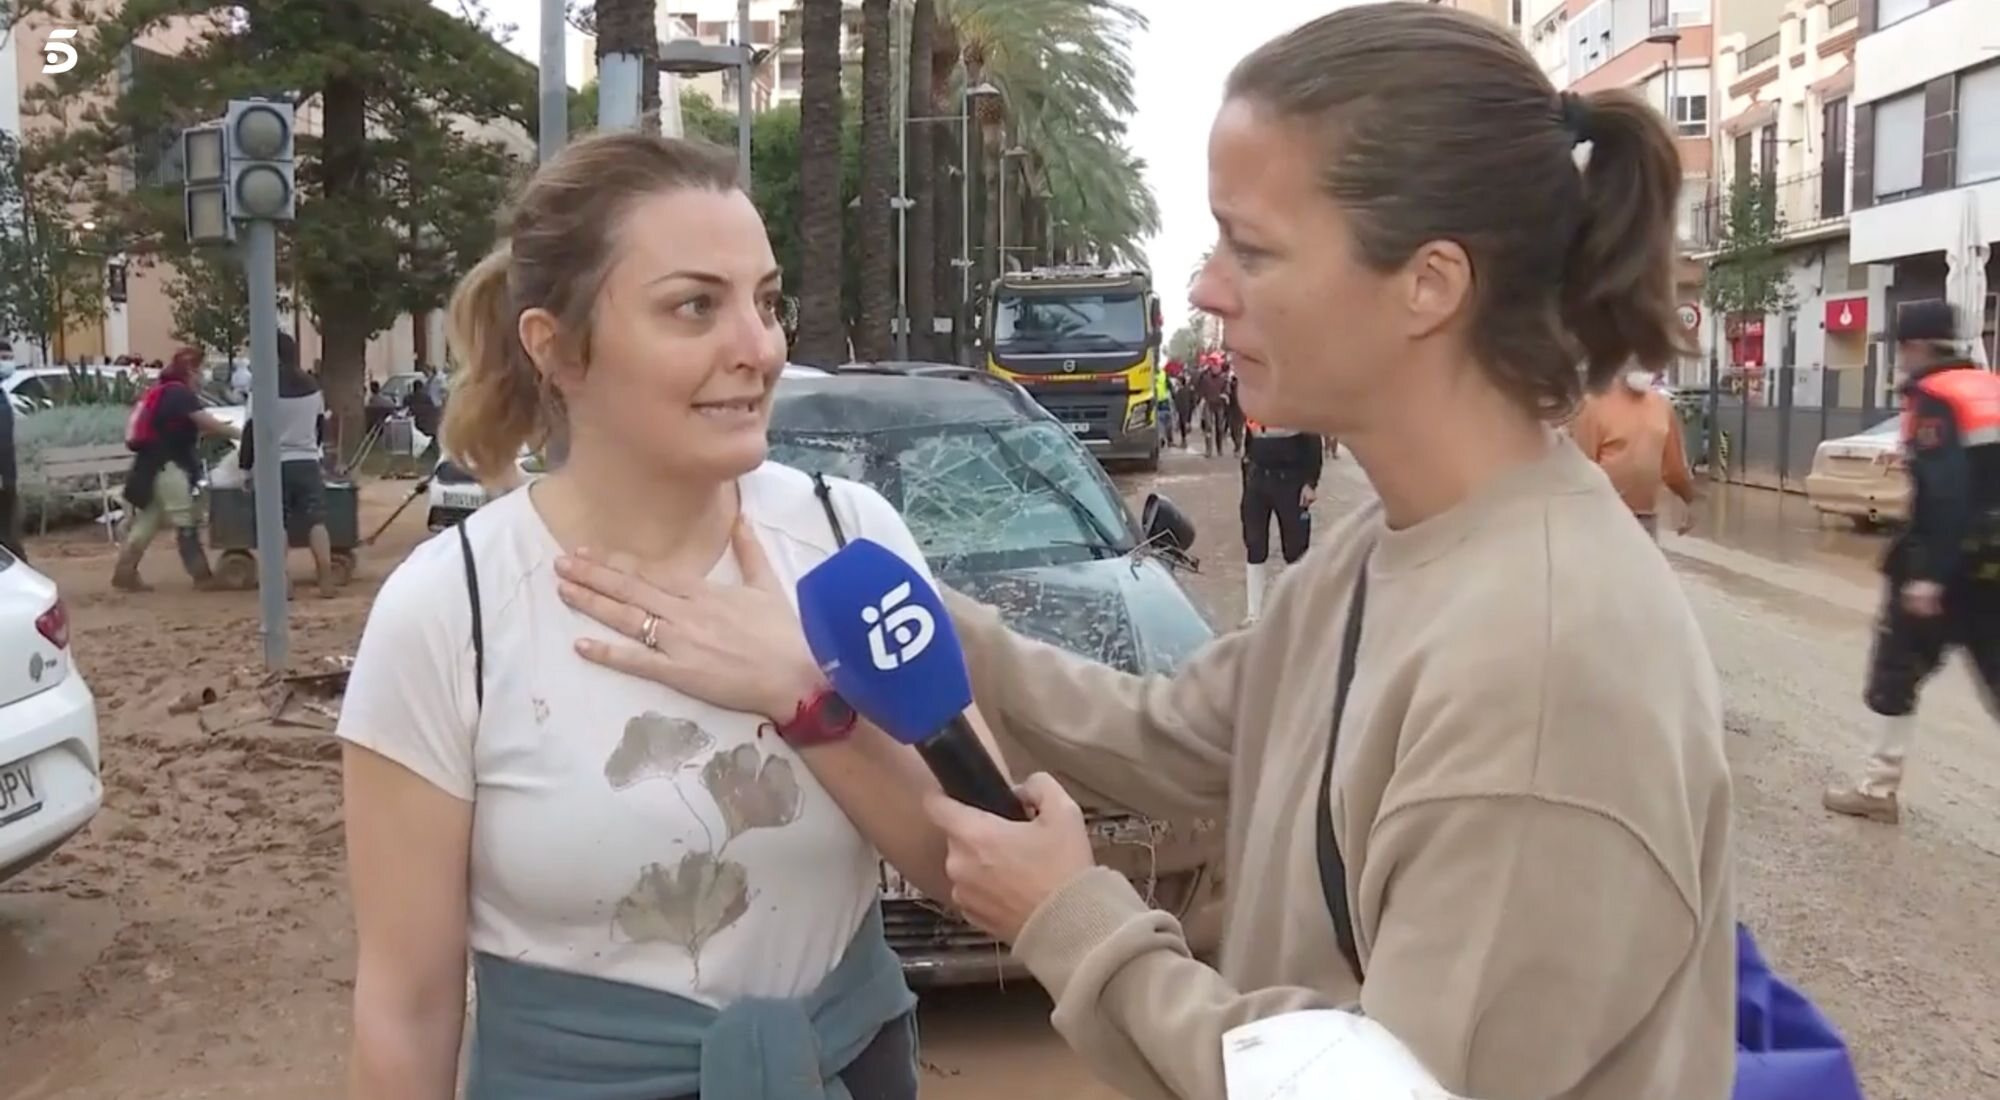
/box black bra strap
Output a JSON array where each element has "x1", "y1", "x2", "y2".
[{"x1": 457, "y1": 519, "x2": 485, "y2": 711}]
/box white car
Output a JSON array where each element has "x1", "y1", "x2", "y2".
[
  {"x1": 4, "y1": 365, "x2": 130, "y2": 415},
  {"x1": 0, "y1": 548, "x2": 102, "y2": 883}
]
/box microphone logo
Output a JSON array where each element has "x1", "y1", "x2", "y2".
[{"x1": 861, "y1": 581, "x2": 936, "y2": 671}]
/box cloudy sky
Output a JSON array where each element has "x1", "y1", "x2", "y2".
[{"x1": 472, "y1": 0, "x2": 1343, "y2": 336}]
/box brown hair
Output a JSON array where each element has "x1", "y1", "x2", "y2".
[
  {"x1": 442, "y1": 130, "x2": 741, "y2": 480},
  {"x1": 1227, "y1": 3, "x2": 1693, "y2": 418}
]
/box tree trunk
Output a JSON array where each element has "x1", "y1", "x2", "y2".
[
  {"x1": 932, "y1": 124, "x2": 959, "y2": 364},
  {"x1": 595, "y1": 0, "x2": 657, "y2": 131},
  {"x1": 976, "y1": 125, "x2": 998, "y2": 350},
  {"x1": 793, "y1": 0, "x2": 847, "y2": 367},
  {"x1": 902, "y1": 0, "x2": 937, "y2": 360},
  {"x1": 317, "y1": 55, "x2": 370, "y2": 459},
  {"x1": 854, "y1": 0, "x2": 893, "y2": 363}
]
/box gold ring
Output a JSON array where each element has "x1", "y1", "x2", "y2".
[{"x1": 639, "y1": 614, "x2": 660, "y2": 650}]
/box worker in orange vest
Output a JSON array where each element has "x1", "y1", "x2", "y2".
[{"x1": 1827, "y1": 300, "x2": 2000, "y2": 823}]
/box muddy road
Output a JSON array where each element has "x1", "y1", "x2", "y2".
[{"x1": 3, "y1": 444, "x2": 1998, "y2": 1099}]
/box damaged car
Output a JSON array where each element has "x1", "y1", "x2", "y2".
[{"x1": 768, "y1": 363, "x2": 1221, "y2": 985}]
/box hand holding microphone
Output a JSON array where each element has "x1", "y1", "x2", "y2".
[{"x1": 796, "y1": 538, "x2": 1027, "y2": 821}]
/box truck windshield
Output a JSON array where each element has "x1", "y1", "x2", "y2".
[{"x1": 993, "y1": 292, "x2": 1148, "y2": 354}]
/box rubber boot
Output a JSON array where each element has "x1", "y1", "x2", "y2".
[
  {"x1": 177, "y1": 527, "x2": 221, "y2": 591},
  {"x1": 1242, "y1": 561, "x2": 1268, "y2": 629},
  {"x1": 111, "y1": 542, "x2": 152, "y2": 592}
]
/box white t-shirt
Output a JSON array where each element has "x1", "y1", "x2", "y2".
[
  {"x1": 248, "y1": 389, "x2": 324, "y2": 462},
  {"x1": 336, "y1": 462, "x2": 937, "y2": 1005}
]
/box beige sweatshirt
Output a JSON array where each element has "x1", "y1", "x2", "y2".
[{"x1": 943, "y1": 440, "x2": 1735, "y2": 1100}]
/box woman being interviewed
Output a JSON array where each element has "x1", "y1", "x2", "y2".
[{"x1": 336, "y1": 131, "x2": 963, "y2": 1100}]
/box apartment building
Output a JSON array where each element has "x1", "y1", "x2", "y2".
[
  {"x1": 2, "y1": 9, "x2": 532, "y2": 375},
  {"x1": 1704, "y1": 0, "x2": 1869, "y2": 406},
  {"x1": 1543, "y1": 0, "x2": 1717, "y2": 381},
  {"x1": 1847, "y1": 0, "x2": 2000, "y2": 366},
  {"x1": 644, "y1": 1, "x2": 863, "y2": 110}
]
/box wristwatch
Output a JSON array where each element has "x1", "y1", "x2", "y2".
[{"x1": 774, "y1": 686, "x2": 858, "y2": 748}]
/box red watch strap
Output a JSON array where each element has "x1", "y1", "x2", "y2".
[{"x1": 775, "y1": 687, "x2": 857, "y2": 747}]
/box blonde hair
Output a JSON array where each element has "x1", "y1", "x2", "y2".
[{"x1": 442, "y1": 131, "x2": 742, "y2": 481}]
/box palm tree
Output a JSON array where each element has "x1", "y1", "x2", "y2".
[
  {"x1": 902, "y1": 0, "x2": 939, "y2": 359},
  {"x1": 918, "y1": 0, "x2": 1156, "y2": 344},
  {"x1": 794, "y1": 0, "x2": 848, "y2": 367},
  {"x1": 593, "y1": 0, "x2": 658, "y2": 130},
  {"x1": 854, "y1": 0, "x2": 895, "y2": 362}
]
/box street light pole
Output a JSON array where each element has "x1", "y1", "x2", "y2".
[
  {"x1": 894, "y1": 2, "x2": 910, "y2": 359},
  {"x1": 737, "y1": 0, "x2": 753, "y2": 185},
  {"x1": 960, "y1": 92, "x2": 972, "y2": 364},
  {"x1": 538, "y1": 0, "x2": 567, "y2": 163}
]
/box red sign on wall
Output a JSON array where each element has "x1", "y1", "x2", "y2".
[{"x1": 1825, "y1": 297, "x2": 1868, "y2": 333}]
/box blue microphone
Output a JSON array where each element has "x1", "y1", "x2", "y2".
[{"x1": 797, "y1": 539, "x2": 1028, "y2": 821}]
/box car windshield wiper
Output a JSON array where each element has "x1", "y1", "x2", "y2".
[{"x1": 975, "y1": 425, "x2": 1127, "y2": 560}]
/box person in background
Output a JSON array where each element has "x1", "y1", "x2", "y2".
[
  {"x1": 1193, "y1": 355, "x2": 1229, "y2": 457},
  {"x1": 114, "y1": 347, "x2": 240, "y2": 591},
  {"x1": 1239, "y1": 418, "x2": 1322, "y2": 626},
  {"x1": 1154, "y1": 361, "x2": 1177, "y2": 449},
  {"x1": 404, "y1": 379, "x2": 442, "y2": 465},
  {"x1": 1825, "y1": 300, "x2": 2000, "y2": 824},
  {"x1": 1224, "y1": 361, "x2": 1246, "y2": 456},
  {"x1": 247, "y1": 332, "x2": 336, "y2": 599},
  {"x1": 230, "y1": 357, "x2": 254, "y2": 403},
  {"x1": 365, "y1": 379, "x2": 395, "y2": 436},
  {"x1": 1567, "y1": 363, "x2": 1697, "y2": 539}
]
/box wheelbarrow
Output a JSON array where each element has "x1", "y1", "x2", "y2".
[{"x1": 205, "y1": 480, "x2": 360, "y2": 591}]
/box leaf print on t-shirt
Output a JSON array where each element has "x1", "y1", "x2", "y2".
[
  {"x1": 604, "y1": 712, "x2": 714, "y2": 791},
  {"x1": 700, "y1": 744, "x2": 803, "y2": 839},
  {"x1": 613, "y1": 849, "x2": 752, "y2": 962}
]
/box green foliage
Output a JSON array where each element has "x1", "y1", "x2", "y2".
[
  {"x1": 165, "y1": 247, "x2": 293, "y2": 360},
  {"x1": 1704, "y1": 177, "x2": 1796, "y2": 319},
  {"x1": 20, "y1": 0, "x2": 537, "y2": 447},
  {"x1": 0, "y1": 131, "x2": 107, "y2": 362},
  {"x1": 46, "y1": 366, "x2": 146, "y2": 408},
  {"x1": 14, "y1": 404, "x2": 132, "y2": 523},
  {"x1": 1165, "y1": 324, "x2": 1204, "y2": 364}
]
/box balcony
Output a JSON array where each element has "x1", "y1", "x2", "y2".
[
  {"x1": 1740, "y1": 31, "x2": 1780, "y2": 70},
  {"x1": 1689, "y1": 166, "x2": 1852, "y2": 255},
  {"x1": 1827, "y1": 0, "x2": 1859, "y2": 26}
]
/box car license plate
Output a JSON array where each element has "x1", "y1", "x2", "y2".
[
  {"x1": 1065, "y1": 422, "x2": 1093, "y2": 435},
  {"x1": 440, "y1": 490, "x2": 484, "y2": 510},
  {"x1": 0, "y1": 758, "x2": 43, "y2": 827}
]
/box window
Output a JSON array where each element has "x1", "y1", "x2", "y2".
[
  {"x1": 1674, "y1": 91, "x2": 1709, "y2": 137},
  {"x1": 1876, "y1": 0, "x2": 1927, "y2": 28},
  {"x1": 1822, "y1": 97, "x2": 1849, "y2": 216},
  {"x1": 1872, "y1": 90, "x2": 1925, "y2": 197},
  {"x1": 1670, "y1": 0, "x2": 1709, "y2": 24},
  {"x1": 1568, "y1": 0, "x2": 1612, "y2": 79},
  {"x1": 1959, "y1": 64, "x2": 2000, "y2": 185}
]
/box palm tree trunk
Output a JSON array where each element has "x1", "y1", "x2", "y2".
[
  {"x1": 594, "y1": 0, "x2": 657, "y2": 131},
  {"x1": 794, "y1": 0, "x2": 847, "y2": 367},
  {"x1": 903, "y1": 0, "x2": 938, "y2": 360},
  {"x1": 854, "y1": 0, "x2": 894, "y2": 363}
]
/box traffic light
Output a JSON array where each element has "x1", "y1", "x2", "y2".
[
  {"x1": 225, "y1": 99, "x2": 295, "y2": 222},
  {"x1": 182, "y1": 123, "x2": 232, "y2": 244}
]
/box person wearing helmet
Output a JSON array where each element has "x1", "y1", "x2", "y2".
[{"x1": 1826, "y1": 300, "x2": 2000, "y2": 823}]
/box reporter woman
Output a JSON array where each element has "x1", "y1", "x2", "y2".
[{"x1": 924, "y1": 8, "x2": 1733, "y2": 1100}]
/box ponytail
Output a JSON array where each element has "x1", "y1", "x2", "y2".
[
  {"x1": 1559, "y1": 88, "x2": 1696, "y2": 391},
  {"x1": 442, "y1": 246, "x2": 547, "y2": 482}
]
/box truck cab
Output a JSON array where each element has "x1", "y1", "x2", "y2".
[{"x1": 984, "y1": 267, "x2": 1164, "y2": 470}]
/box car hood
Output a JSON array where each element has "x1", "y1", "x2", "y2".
[{"x1": 939, "y1": 555, "x2": 1213, "y2": 676}]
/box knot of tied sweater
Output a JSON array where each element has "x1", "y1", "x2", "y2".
[
  {"x1": 700, "y1": 994, "x2": 847, "y2": 1100},
  {"x1": 463, "y1": 904, "x2": 916, "y2": 1100}
]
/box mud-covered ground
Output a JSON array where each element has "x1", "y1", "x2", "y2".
[{"x1": 3, "y1": 443, "x2": 1997, "y2": 1100}]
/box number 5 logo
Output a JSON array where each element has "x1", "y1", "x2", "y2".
[{"x1": 43, "y1": 29, "x2": 78, "y2": 75}]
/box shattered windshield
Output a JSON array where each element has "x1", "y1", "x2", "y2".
[{"x1": 768, "y1": 421, "x2": 1135, "y2": 571}]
